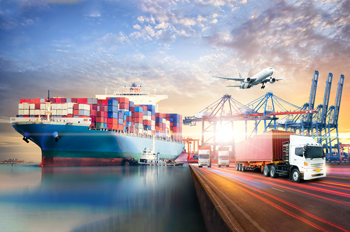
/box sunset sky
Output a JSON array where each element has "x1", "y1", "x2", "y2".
[{"x1": 0, "y1": 0, "x2": 349, "y2": 162}]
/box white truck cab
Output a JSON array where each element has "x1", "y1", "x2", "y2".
[
  {"x1": 198, "y1": 146, "x2": 211, "y2": 168},
  {"x1": 218, "y1": 147, "x2": 230, "y2": 167},
  {"x1": 289, "y1": 135, "x2": 326, "y2": 182}
]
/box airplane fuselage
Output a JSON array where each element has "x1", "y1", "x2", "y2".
[{"x1": 241, "y1": 67, "x2": 274, "y2": 89}]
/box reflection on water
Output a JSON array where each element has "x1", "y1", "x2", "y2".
[{"x1": 0, "y1": 164, "x2": 206, "y2": 232}]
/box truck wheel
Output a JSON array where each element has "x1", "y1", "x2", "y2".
[
  {"x1": 292, "y1": 168, "x2": 301, "y2": 183},
  {"x1": 236, "y1": 164, "x2": 239, "y2": 171},
  {"x1": 218, "y1": 165, "x2": 221, "y2": 167},
  {"x1": 270, "y1": 165, "x2": 279, "y2": 178},
  {"x1": 241, "y1": 165, "x2": 245, "y2": 172},
  {"x1": 226, "y1": 165, "x2": 229, "y2": 168},
  {"x1": 199, "y1": 166, "x2": 202, "y2": 168},
  {"x1": 208, "y1": 165, "x2": 211, "y2": 168},
  {"x1": 263, "y1": 165, "x2": 270, "y2": 177}
]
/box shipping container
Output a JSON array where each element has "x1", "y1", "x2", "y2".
[{"x1": 235, "y1": 130, "x2": 295, "y2": 162}]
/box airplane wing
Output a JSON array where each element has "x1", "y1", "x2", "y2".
[
  {"x1": 213, "y1": 76, "x2": 245, "y2": 82},
  {"x1": 226, "y1": 85, "x2": 241, "y2": 87}
]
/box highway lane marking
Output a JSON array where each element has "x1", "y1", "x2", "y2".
[
  {"x1": 200, "y1": 167, "x2": 349, "y2": 232},
  {"x1": 193, "y1": 167, "x2": 266, "y2": 232},
  {"x1": 271, "y1": 187, "x2": 284, "y2": 192}
]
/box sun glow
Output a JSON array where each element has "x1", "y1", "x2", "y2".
[{"x1": 216, "y1": 126, "x2": 234, "y2": 143}]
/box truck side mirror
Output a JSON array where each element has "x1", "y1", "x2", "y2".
[{"x1": 295, "y1": 147, "x2": 303, "y2": 157}]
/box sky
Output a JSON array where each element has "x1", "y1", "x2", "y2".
[{"x1": 0, "y1": 0, "x2": 350, "y2": 162}]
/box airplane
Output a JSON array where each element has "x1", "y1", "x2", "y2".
[{"x1": 214, "y1": 67, "x2": 284, "y2": 89}]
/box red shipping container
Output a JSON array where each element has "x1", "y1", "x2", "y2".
[
  {"x1": 151, "y1": 115, "x2": 155, "y2": 120},
  {"x1": 144, "y1": 120, "x2": 151, "y2": 126},
  {"x1": 35, "y1": 103, "x2": 40, "y2": 109},
  {"x1": 90, "y1": 110, "x2": 97, "y2": 116},
  {"x1": 56, "y1": 98, "x2": 61, "y2": 103},
  {"x1": 97, "y1": 99, "x2": 108, "y2": 106},
  {"x1": 96, "y1": 117, "x2": 105, "y2": 123},
  {"x1": 107, "y1": 118, "x2": 118, "y2": 124},
  {"x1": 20, "y1": 99, "x2": 25, "y2": 103},
  {"x1": 29, "y1": 99, "x2": 35, "y2": 103},
  {"x1": 166, "y1": 114, "x2": 170, "y2": 118},
  {"x1": 73, "y1": 104, "x2": 79, "y2": 110},
  {"x1": 170, "y1": 123, "x2": 173, "y2": 127},
  {"x1": 107, "y1": 124, "x2": 118, "y2": 130},
  {"x1": 235, "y1": 130, "x2": 295, "y2": 162},
  {"x1": 60, "y1": 98, "x2": 66, "y2": 103},
  {"x1": 173, "y1": 127, "x2": 179, "y2": 132},
  {"x1": 71, "y1": 98, "x2": 77, "y2": 103},
  {"x1": 118, "y1": 124, "x2": 124, "y2": 130},
  {"x1": 91, "y1": 105, "x2": 98, "y2": 110},
  {"x1": 90, "y1": 116, "x2": 96, "y2": 122},
  {"x1": 134, "y1": 112, "x2": 143, "y2": 117},
  {"x1": 67, "y1": 115, "x2": 73, "y2": 118},
  {"x1": 34, "y1": 98, "x2": 41, "y2": 103},
  {"x1": 133, "y1": 118, "x2": 143, "y2": 123},
  {"x1": 119, "y1": 103, "x2": 129, "y2": 110},
  {"x1": 126, "y1": 116, "x2": 131, "y2": 121},
  {"x1": 73, "y1": 110, "x2": 79, "y2": 115},
  {"x1": 100, "y1": 106, "x2": 108, "y2": 111},
  {"x1": 116, "y1": 97, "x2": 129, "y2": 104},
  {"x1": 130, "y1": 107, "x2": 135, "y2": 112}
]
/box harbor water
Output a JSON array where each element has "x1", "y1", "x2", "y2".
[{"x1": 0, "y1": 164, "x2": 206, "y2": 232}]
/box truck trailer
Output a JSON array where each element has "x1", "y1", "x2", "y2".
[{"x1": 235, "y1": 130, "x2": 326, "y2": 183}]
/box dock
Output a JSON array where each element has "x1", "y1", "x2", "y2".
[{"x1": 190, "y1": 164, "x2": 350, "y2": 232}]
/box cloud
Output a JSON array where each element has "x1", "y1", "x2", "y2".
[{"x1": 133, "y1": 24, "x2": 141, "y2": 30}]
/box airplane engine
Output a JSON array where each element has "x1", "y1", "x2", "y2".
[
  {"x1": 241, "y1": 83, "x2": 250, "y2": 89},
  {"x1": 270, "y1": 77, "x2": 275, "y2": 83},
  {"x1": 244, "y1": 77, "x2": 251, "y2": 82}
]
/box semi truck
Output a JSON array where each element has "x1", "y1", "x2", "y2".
[
  {"x1": 218, "y1": 147, "x2": 230, "y2": 167},
  {"x1": 198, "y1": 145, "x2": 211, "y2": 168},
  {"x1": 235, "y1": 130, "x2": 326, "y2": 183}
]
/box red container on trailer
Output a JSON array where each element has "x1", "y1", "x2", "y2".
[{"x1": 235, "y1": 130, "x2": 295, "y2": 162}]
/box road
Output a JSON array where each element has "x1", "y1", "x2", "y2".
[{"x1": 191, "y1": 163, "x2": 350, "y2": 232}]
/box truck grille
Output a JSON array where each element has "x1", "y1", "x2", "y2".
[{"x1": 310, "y1": 163, "x2": 324, "y2": 167}]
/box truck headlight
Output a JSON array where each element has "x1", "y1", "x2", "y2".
[{"x1": 304, "y1": 162, "x2": 308, "y2": 166}]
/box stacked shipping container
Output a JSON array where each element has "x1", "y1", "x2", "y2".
[{"x1": 17, "y1": 97, "x2": 183, "y2": 140}]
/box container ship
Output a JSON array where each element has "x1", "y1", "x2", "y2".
[{"x1": 10, "y1": 84, "x2": 185, "y2": 166}]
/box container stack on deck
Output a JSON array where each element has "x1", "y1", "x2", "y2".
[{"x1": 17, "y1": 97, "x2": 183, "y2": 141}]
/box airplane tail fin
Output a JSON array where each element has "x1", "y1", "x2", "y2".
[
  {"x1": 226, "y1": 85, "x2": 241, "y2": 88},
  {"x1": 239, "y1": 73, "x2": 243, "y2": 79}
]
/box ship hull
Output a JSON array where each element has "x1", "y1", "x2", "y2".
[{"x1": 12, "y1": 122, "x2": 185, "y2": 166}]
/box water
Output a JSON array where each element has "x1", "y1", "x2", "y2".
[{"x1": 0, "y1": 164, "x2": 206, "y2": 232}]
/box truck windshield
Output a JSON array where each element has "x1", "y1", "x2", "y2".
[
  {"x1": 305, "y1": 146, "x2": 324, "y2": 159},
  {"x1": 199, "y1": 154, "x2": 209, "y2": 159},
  {"x1": 219, "y1": 156, "x2": 229, "y2": 160}
]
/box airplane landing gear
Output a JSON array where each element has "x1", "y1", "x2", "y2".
[{"x1": 261, "y1": 85, "x2": 265, "y2": 89}]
